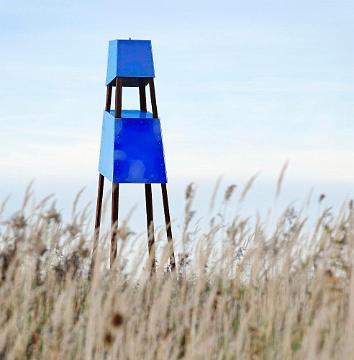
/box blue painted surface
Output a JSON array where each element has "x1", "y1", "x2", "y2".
[
  {"x1": 98, "y1": 111, "x2": 167, "y2": 184},
  {"x1": 106, "y1": 40, "x2": 155, "y2": 85},
  {"x1": 112, "y1": 110, "x2": 153, "y2": 119},
  {"x1": 98, "y1": 111, "x2": 115, "y2": 181}
]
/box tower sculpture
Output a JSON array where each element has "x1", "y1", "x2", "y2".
[{"x1": 93, "y1": 39, "x2": 175, "y2": 270}]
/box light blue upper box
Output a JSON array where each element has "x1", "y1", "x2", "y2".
[{"x1": 106, "y1": 39, "x2": 155, "y2": 86}]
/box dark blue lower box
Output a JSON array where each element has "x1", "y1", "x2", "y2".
[{"x1": 99, "y1": 110, "x2": 167, "y2": 183}]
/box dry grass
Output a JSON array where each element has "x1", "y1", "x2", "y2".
[{"x1": 0, "y1": 183, "x2": 354, "y2": 359}]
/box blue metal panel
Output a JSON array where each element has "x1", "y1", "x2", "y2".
[
  {"x1": 106, "y1": 40, "x2": 118, "y2": 87},
  {"x1": 105, "y1": 40, "x2": 155, "y2": 85},
  {"x1": 98, "y1": 111, "x2": 115, "y2": 181},
  {"x1": 98, "y1": 111, "x2": 167, "y2": 184},
  {"x1": 113, "y1": 110, "x2": 153, "y2": 119}
]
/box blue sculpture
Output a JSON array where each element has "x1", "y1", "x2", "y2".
[{"x1": 93, "y1": 39, "x2": 175, "y2": 271}]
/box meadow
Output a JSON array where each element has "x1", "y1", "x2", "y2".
[{"x1": 0, "y1": 180, "x2": 353, "y2": 359}]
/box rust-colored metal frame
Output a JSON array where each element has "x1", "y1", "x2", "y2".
[{"x1": 93, "y1": 77, "x2": 176, "y2": 272}]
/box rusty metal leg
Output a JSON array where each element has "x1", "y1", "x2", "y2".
[
  {"x1": 139, "y1": 81, "x2": 147, "y2": 112},
  {"x1": 161, "y1": 184, "x2": 176, "y2": 271},
  {"x1": 115, "y1": 78, "x2": 122, "y2": 119},
  {"x1": 110, "y1": 183, "x2": 119, "y2": 268},
  {"x1": 149, "y1": 79, "x2": 158, "y2": 118},
  {"x1": 93, "y1": 174, "x2": 104, "y2": 252},
  {"x1": 145, "y1": 184, "x2": 156, "y2": 272},
  {"x1": 91, "y1": 174, "x2": 105, "y2": 274},
  {"x1": 105, "y1": 84, "x2": 112, "y2": 112}
]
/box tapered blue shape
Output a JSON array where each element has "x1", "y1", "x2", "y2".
[
  {"x1": 98, "y1": 110, "x2": 167, "y2": 183},
  {"x1": 106, "y1": 40, "x2": 155, "y2": 85}
]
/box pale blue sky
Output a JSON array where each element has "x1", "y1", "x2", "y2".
[{"x1": 0, "y1": 0, "x2": 353, "y2": 232}]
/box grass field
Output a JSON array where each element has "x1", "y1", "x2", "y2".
[{"x1": 0, "y1": 182, "x2": 354, "y2": 359}]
